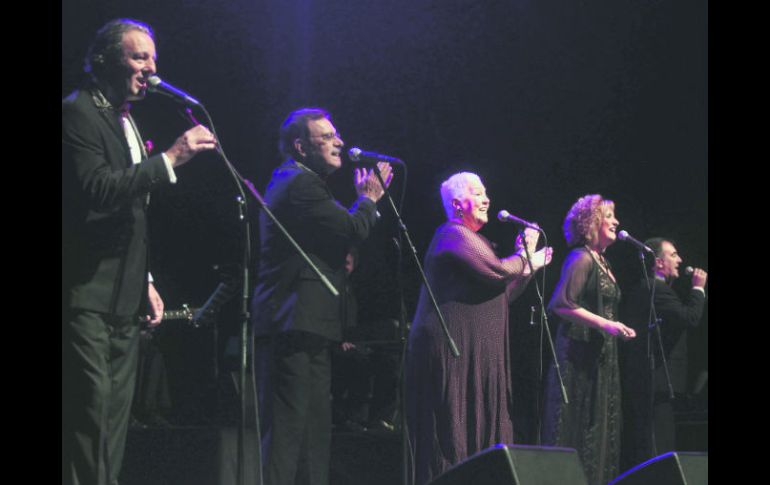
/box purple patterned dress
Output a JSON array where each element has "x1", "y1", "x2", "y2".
[{"x1": 406, "y1": 222, "x2": 534, "y2": 485}]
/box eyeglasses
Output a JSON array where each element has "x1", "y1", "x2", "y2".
[{"x1": 309, "y1": 132, "x2": 342, "y2": 142}]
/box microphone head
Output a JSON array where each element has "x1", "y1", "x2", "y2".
[
  {"x1": 497, "y1": 210, "x2": 510, "y2": 222},
  {"x1": 144, "y1": 75, "x2": 201, "y2": 105},
  {"x1": 684, "y1": 266, "x2": 694, "y2": 276},
  {"x1": 348, "y1": 147, "x2": 362, "y2": 162},
  {"x1": 617, "y1": 230, "x2": 630, "y2": 240},
  {"x1": 146, "y1": 75, "x2": 162, "y2": 88}
]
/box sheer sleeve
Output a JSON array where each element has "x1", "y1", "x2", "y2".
[
  {"x1": 548, "y1": 248, "x2": 594, "y2": 313},
  {"x1": 505, "y1": 272, "x2": 534, "y2": 301},
  {"x1": 433, "y1": 223, "x2": 528, "y2": 287}
]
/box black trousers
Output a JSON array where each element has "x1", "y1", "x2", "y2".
[
  {"x1": 256, "y1": 331, "x2": 332, "y2": 485},
  {"x1": 132, "y1": 331, "x2": 171, "y2": 420},
  {"x1": 63, "y1": 309, "x2": 139, "y2": 485}
]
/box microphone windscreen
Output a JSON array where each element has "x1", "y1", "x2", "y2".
[
  {"x1": 348, "y1": 147, "x2": 362, "y2": 161},
  {"x1": 684, "y1": 266, "x2": 694, "y2": 275}
]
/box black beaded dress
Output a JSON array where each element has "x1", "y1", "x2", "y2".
[{"x1": 542, "y1": 247, "x2": 623, "y2": 485}]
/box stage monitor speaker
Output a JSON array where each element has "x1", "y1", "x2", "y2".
[
  {"x1": 609, "y1": 452, "x2": 708, "y2": 485},
  {"x1": 428, "y1": 444, "x2": 588, "y2": 485}
]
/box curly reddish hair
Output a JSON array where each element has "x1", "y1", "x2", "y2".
[{"x1": 563, "y1": 194, "x2": 615, "y2": 247}]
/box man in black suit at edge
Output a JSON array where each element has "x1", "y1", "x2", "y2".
[
  {"x1": 620, "y1": 238, "x2": 707, "y2": 469},
  {"x1": 62, "y1": 18, "x2": 217, "y2": 485},
  {"x1": 251, "y1": 108, "x2": 393, "y2": 485}
]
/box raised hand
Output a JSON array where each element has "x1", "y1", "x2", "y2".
[
  {"x1": 515, "y1": 226, "x2": 541, "y2": 254},
  {"x1": 164, "y1": 125, "x2": 218, "y2": 167},
  {"x1": 354, "y1": 162, "x2": 393, "y2": 202},
  {"x1": 691, "y1": 268, "x2": 708, "y2": 288},
  {"x1": 522, "y1": 246, "x2": 553, "y2": 275}
]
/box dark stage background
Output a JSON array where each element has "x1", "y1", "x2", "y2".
[{"x1": 63, "y1": 0, "x2": 708, "y2": 440}]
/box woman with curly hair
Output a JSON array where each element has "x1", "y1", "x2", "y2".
[{"x1": 542, "y1": 194, "x2": 636, "y2": 485}]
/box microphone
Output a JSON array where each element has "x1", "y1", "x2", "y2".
[
  {"x1": 497, "y1": 210, "x2": 542, "y2": 231},
  {"x1": 683, "y1": 266, "x2": 707, "y2": 295},
  {"x1": 348, "y1": 147, "x2": 403, "y2": 165},
  {"x1": 147, "y1": 75, "x2": 201, "y2": 106},
  {"x1": 617, "y1": 230, "x2": 653, "y2": 253}
]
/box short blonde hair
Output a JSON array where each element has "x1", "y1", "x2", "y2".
[
  {"x1": 563, "y1": 194, "x2": 615, "y2": 247},
  {"x1": 440, "y1": 172, "x2": 482, "y2": 220}
]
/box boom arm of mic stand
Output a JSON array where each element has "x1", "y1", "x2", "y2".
[
  {"x1": 241, "y1": 179, "x2": 339, "y2": 298},
  {"x1": 372, "y1": 165, "x2": 460, "y2": 358},
  {"x1": 183, "y1": 105, "x2": 338, "y2": 296}
]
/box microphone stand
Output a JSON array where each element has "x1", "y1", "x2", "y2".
[
  {"x1": 369, "y1": 162, "x2": 457, "y2": 485},
  {"x1": 636, "y1": 250, "x2": 675, "y2": 458},
  {"x1": 392, "y1": 231, "x2": 410, "y2": 485},
  {"x1": 517, "y1": 228, "x2": 568, "y2": 447},
  {"x1": 182, "y1": 104, "x2": 340, "y2": 485},
  {"x1": 182, "y1": 106, "x2": 254, "y2": 485},
  {"x1": 372, "y1": 165, "x2": 458, "y2": 358}
]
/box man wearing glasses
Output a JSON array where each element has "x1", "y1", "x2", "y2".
[{"x1": 251, "y1": 108, "x2": 393, "y2": 485}]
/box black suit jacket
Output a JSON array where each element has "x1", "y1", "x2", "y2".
[
  {"x1": 251, "y1": 160, "x2": 378, "y2": 341},
  {"x1": 62, "y1": 87, "x2": 171, "y2": 316},
  {"x1": 620, "y1": 277, "x2": 706, "y2": 393}
]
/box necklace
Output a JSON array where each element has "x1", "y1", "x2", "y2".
[{"x1": 586, "y1": 246, "x2": 616, "y2": 283}]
